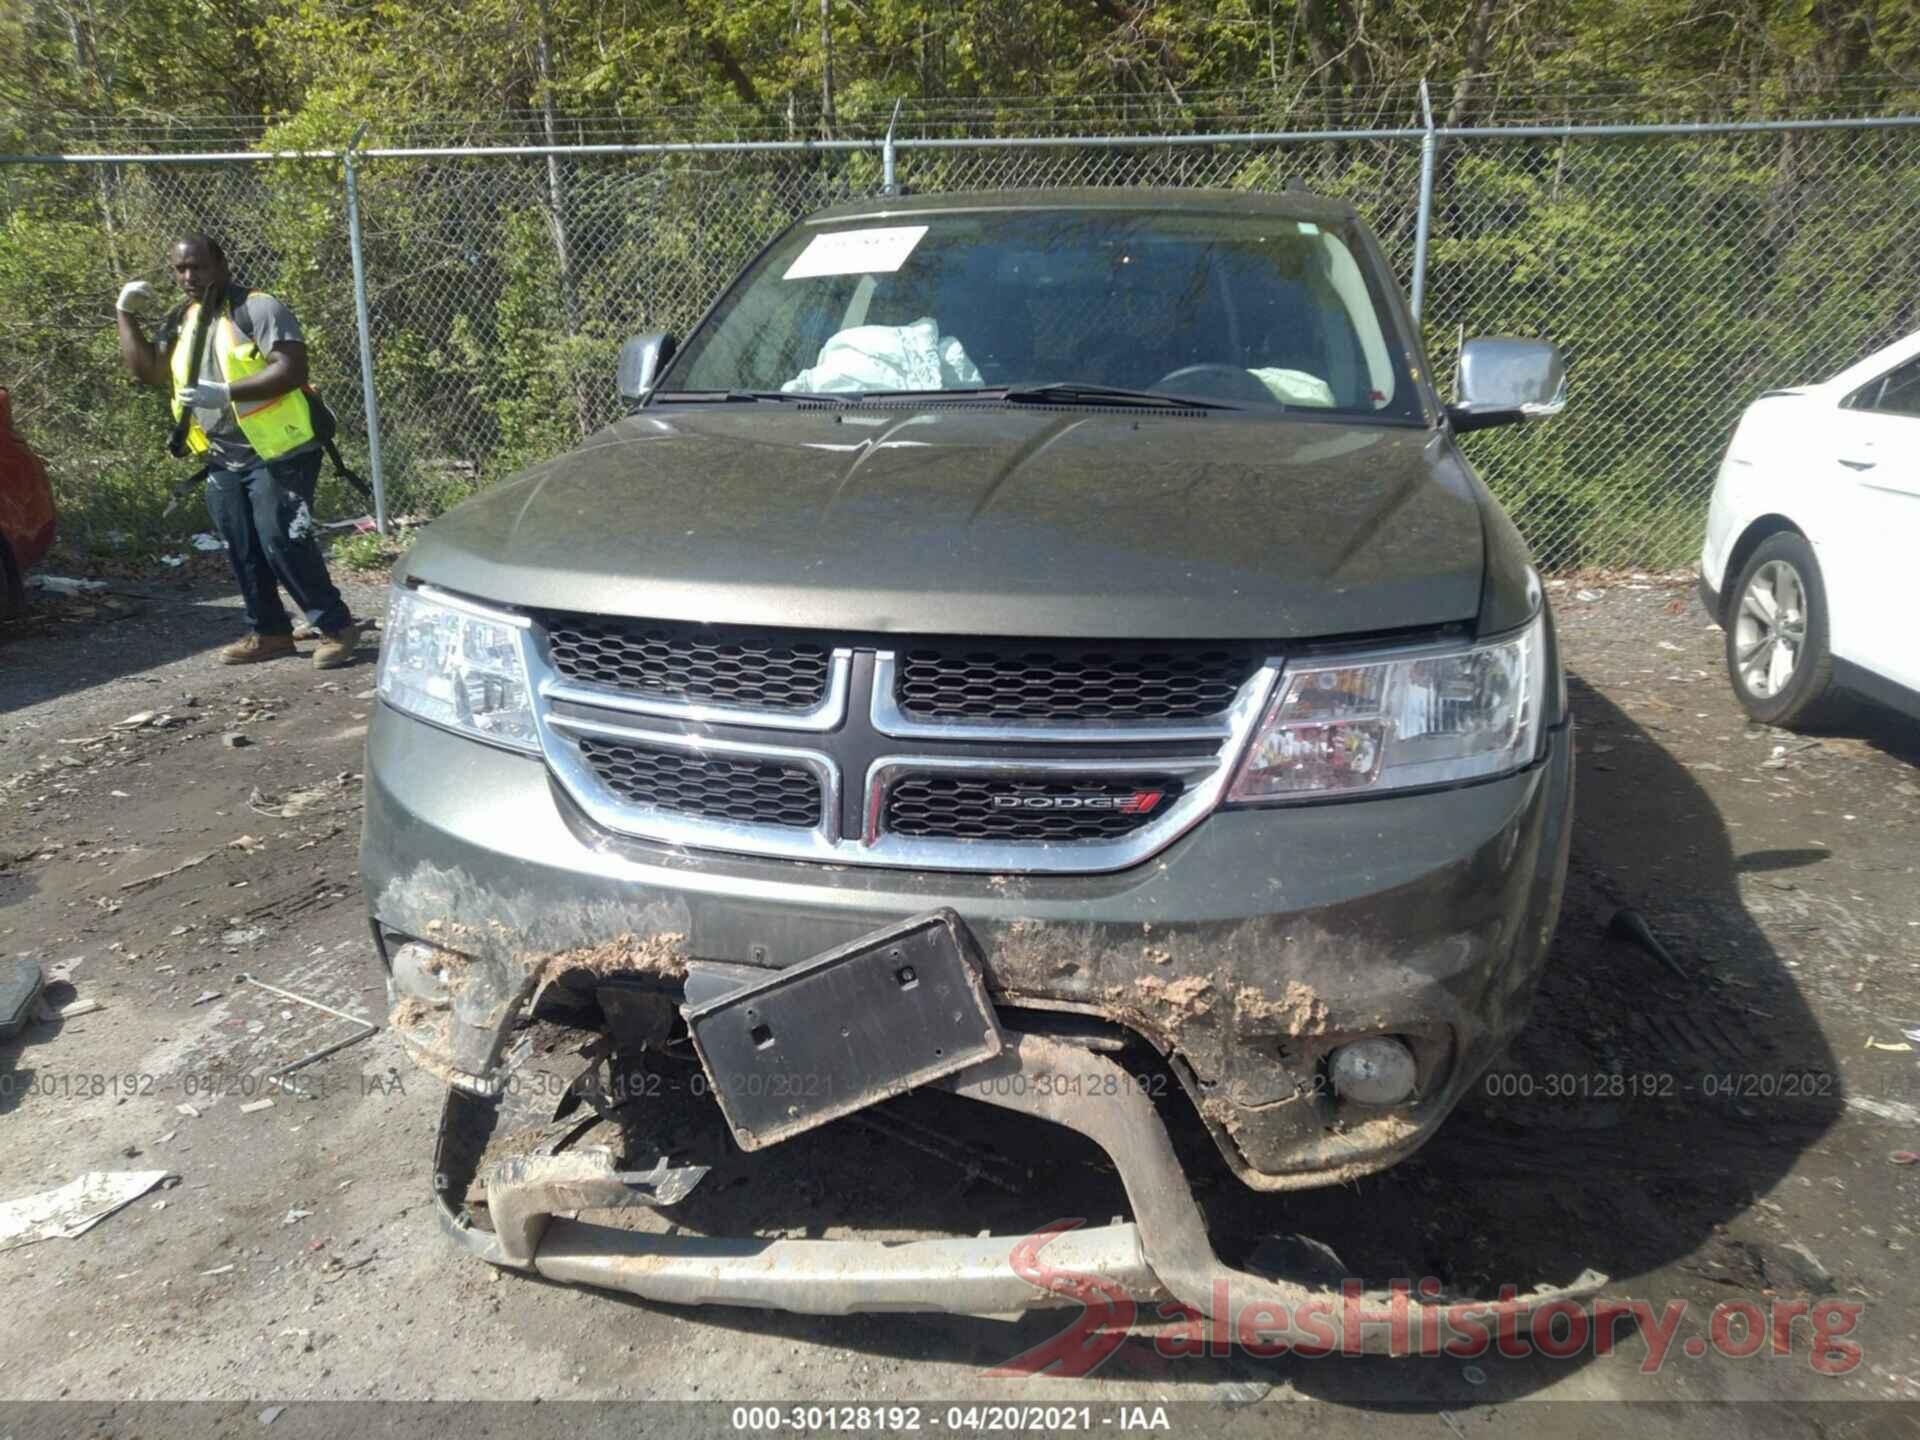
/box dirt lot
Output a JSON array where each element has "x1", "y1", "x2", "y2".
[{"x1": 2, "y1": 562, "x2": 1917, "y2": 1434}]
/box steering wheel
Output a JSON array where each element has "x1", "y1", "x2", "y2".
[{"x1": 1151, "y1": 363, "x2": 1277, "y2": 405}]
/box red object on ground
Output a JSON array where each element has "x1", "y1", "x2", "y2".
[{"x1": 0, "y1": 386, "x2": 56, "y2": 615}]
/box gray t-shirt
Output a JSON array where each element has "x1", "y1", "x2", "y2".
[{"x1": 166, "y1": 286, "x2": 316, "y2": 468}]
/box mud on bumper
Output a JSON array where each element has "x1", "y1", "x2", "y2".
[{"x1": 366, "y1": 705, "x2": 1579, "y2": 1326}]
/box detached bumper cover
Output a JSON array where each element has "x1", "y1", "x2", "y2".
[{"x1": 430, "y1": 1032, "x2": 1605, "y2": 1343}]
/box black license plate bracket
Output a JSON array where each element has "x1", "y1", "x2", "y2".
[{"x1": 682, "y1": 908, "x2": 1001, "y2": 1150}]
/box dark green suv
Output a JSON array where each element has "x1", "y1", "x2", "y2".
[{"x1": 362, "y1": 188, "x2": 1593, "y2": 1341}]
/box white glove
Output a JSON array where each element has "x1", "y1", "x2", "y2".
[
  {"x1": 116, "y1": 280, "x2": 158, "y2": 314},
  {"x1": 176, "y1": 380, "x2": 231, "y2": 409}
]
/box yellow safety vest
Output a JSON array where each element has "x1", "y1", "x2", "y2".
[{"x1": 169, "y1": 292, "x2": 316, "y2": 461}]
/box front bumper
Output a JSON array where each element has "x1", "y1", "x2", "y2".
[
  {"x1": 364, "y1": 702, "x2": 1573, "y2": 1187},
  {"x1": 424, "y1": 1031, "x2": 1604, "y2": 1344}
]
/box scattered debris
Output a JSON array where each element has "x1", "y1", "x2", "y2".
[
  {"x1": 283, "y1": 1208, "x2": 313, "y2": 1225},
  {"x1": 1846, "y1": 1096, "x2": 1920, "y2": 1126},
  {"x1": 29, "y1": 575, "x2": 109, "y2": 594},
  {"x1": 119, "y1": 850, "x2": 215, "y2": 891},
  {"x1": 239, "y1": 1098, "x2": 276, "y2": 1114},
  {"x1": 1891, "y1": 1152, "x2": 1918, "y2": 1166},
  {"x1": 320, "y1": 1252, "x2": 376, "y2": 1279},
  {"x1": 223, "y1": 733, "x2": 251, "y2": 749},
  {"x1": 248, "y1": 786, "x2": 333, "y2": 819},
  {"x1": 159, "y1": 555, "x2": 186, "y2": 567},
  {"x1": 0, "y1": 1171, "x2": 171, "y2": 1252},
  {"x1": 238, "y1": 973, "x2": 382, "y2": 1094},
  {"x1": 228, "y1": 835, "x2": 266, "y2": 853},
  {"x1": 220, "y1": 927, "x2": 266, "y2": 946},
  {"x1": 190, "y1": 990, "x2": 222, "y2": 1007},
  {"x1": 259, "y1": 1406, "x2": 285, "y2": 1426},
  {"x1": 191, "y1": 532, "x2": 226, "y2": 551},
  {"x1": 199, "y1": 1263, "x2": 236, "y2": 1276},
  {"x1": 40, "y1": 997, "x2": 103, "y2": 1021},
  {"x1": 175, "y1": 1103, "x2": 201, "y2": 1118},
  {"x1": 1605, "y1": 907, "x2": 1688, "y2": 980},
  {"x1": 1867, "y1": 1039, "x2": 1914, "y2": 1053}
]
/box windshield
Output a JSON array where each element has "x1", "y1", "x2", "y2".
[{"x1": 660, "y1": 207, "x2": 1422, "y2": 418}]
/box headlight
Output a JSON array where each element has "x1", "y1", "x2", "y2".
[
  {"x1": 1227, "y1": 609, "x2": 1547, "y2": 804},
  {"x1": 375, "y1": 584, "x2": 539, "y2": 752}
]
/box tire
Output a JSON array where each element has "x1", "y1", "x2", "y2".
[{"x1": 1723, "y1": 532, "x2": 1843, "y2": 729}]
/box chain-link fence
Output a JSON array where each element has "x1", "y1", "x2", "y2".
[{"x1": 3, "y1": 113, "x2": 1917, "y2": 571}]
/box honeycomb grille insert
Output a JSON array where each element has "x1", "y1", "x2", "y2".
[
  {"x1": 896, "y1": 645, "x2": 1258, "y2": 722},
  {"x1": 884, "y1": 775, "x2": 1178, "y2": 841},
  {"x1": 541, "y1": 615, "x2": 831, "y2": 712},
  {"x1": 576, "y1": 737, "x2": 821, "y2": 829}
]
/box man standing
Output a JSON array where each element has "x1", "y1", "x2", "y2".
[{"x1": 115, "y1": 233, "x2": 360, "y2": 668}]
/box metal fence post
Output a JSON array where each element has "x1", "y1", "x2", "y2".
[
  {"x1": 1410, "y1": 79, "x2": 1438, "y2": 325},
  {"x1": 881, "y1": 99, "x2": 902, "y2": 195},
  {"x1": 342, "y1": 128, "x2": 388, "y2": 534}
]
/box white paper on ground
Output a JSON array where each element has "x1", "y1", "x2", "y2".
[
  {"x1": 783, "y1": 225, "x2": 929, "y2": 280},
  {"x1": 782, "y1": 318, "x2": 983, "y2": 395},
  {"x1": 0, "y1": 1170, "x2": 171, "y2": 1252}
]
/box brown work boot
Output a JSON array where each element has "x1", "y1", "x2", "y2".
[
  {"x1": 312, "y1": 622, "x2": 362, "y2": 670},
  {"x1": 220, "y1": 633, "x2": 297, "y2": 665}
]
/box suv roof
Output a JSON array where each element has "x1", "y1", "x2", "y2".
[{"x1": 804, "y1": 185, "x2": 1364, "y2": 228}]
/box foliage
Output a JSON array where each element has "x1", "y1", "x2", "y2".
[
  {"x1": 329, "y1": 522, "x2": 416, "y2": 572},
  {"x1": 3, "y1": 2, "x2": 1918, "y2": 567}
]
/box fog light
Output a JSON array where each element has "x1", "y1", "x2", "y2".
[
  {"x1": 1329, "y1": 1037, "x2": 1417, "y2": 1105},
  {"x1": 390, "y1": 940, "x2": 454, "y2": 1009}
]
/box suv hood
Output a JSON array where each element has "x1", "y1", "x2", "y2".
[{"x1": 406, "y1": 406, "x2": 1484, "y2": 639}]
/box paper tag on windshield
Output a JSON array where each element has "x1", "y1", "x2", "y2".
[{"x1": 784, "y1": 225, "x2": 928, "y2": 280}]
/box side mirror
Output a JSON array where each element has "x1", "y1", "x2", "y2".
[
  {"x1": 1448, "y1": 337, "x2": 1566, "y2": 433},
  {"x1": 617, "y1": 333, "x2": 677, "y2": 402}
]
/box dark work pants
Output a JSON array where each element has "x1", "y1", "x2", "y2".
[{"x1": 204, "y1": 450, "x2": 352, "y2": 636}]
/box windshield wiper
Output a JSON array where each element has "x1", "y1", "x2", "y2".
[
  {"x1": 651, "y1": 389, "x2": 811, "y2": 403},
  {"x1": 1000, "y1": 382, "x2": 1240, "y2": 411}
]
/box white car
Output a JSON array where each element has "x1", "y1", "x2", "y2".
[{"x1": 1700, "y1": 329, "x2": 1920, "y2": 728}]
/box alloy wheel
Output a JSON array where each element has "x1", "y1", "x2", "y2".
[{"x1": 1733, "y1": 559, "x2": 1808, "y2": 699}]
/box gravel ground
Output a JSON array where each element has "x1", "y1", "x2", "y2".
[{"x1": 1, "y1": 561, "x2": 1916, "y2": 1436}]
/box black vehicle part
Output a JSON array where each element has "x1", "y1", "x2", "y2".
[{"x1": 682, "y1": 908, "x2": 1003, "y2": 1150}]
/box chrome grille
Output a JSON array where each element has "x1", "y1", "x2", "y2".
[
  {"x1": 542, "y1": 614, "x2": 832, "y2": 712},
  {"x1": 512, "y1": 597, "x2": 1280, "y2": 874},
  {"x1": 895, "y1": 644, "x2": 1259, "y2": 722},
  {"x1": 575, "y1": 735, "x2": 821, "y2": 828},
  {"x1": 885, "y1": 775, "x2": 1177, "y2": 841}
]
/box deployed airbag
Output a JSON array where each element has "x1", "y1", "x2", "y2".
[{"x1": 783, "y1": 318, "x2": 983, "y2": 395}]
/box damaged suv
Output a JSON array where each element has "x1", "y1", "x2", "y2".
[{"x1": 364, "y1": 188, "x2": 1595, "y2": 1340}]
